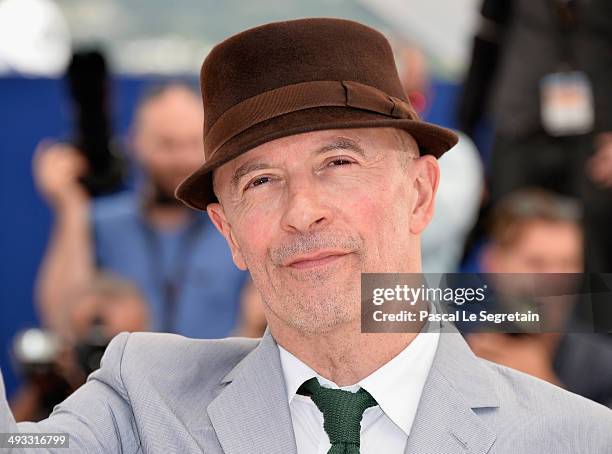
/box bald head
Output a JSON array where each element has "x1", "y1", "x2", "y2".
[{"x1": 131, "y1": 83, "x2": 205, "y2": 199}]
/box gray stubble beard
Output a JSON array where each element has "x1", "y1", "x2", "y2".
[{"x1": 252, "y1": 231, "x2": 367, "y2": 334}]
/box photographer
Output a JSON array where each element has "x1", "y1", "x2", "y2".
[
  {"x1": 33, "y1": 83, "x2": 250, "y2": 338},
  {"x1": 10, "y1": 273, "x2": 148, "y2": 422}
]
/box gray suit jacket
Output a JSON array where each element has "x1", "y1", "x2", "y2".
[{"x1": 2, "y1": 326, "x2": 612, "y2": 453}]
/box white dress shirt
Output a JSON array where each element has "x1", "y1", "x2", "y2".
[{"x1": 278, "y1": 331, "x2": 440, "y2": 454}]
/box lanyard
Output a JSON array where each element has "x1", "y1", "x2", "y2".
[
  {"x1": 139, "y1": 214, "x2": 207, "y2": 333},
  {"x1": 549, "y1": 0, "x2": 580, "y2": 68}
]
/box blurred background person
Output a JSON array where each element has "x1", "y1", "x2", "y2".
[
  {"x1": 10, "y1": 272, "x2": 149, "y2": 421},
  {"x1": 468, "y1": 189, "x2": 612, "y2": 407},
  {"x1": 482, "y1": 189, "x2": 583, "y2": 275},
  {"x1": 33, "y1": 82, "x2": 251, "y2": 338},
  {"x1": 234, "y1": 279, "x2": 268, "y2": 339},
  {"x1": 457, "y1": 0, "x2": 612, "y2": 272},
  {"x1": 397, "y1": 44, "x2": 484, "y2": 272}
]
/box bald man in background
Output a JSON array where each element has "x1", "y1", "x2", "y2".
[{"x1": 33, "y1": 83, "x2": 252, "y2": 338}]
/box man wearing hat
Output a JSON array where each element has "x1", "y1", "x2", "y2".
[{"x1": 1, "y1": 18, "x2": 611, "y2": 454}]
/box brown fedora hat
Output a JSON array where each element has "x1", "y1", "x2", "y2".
[{"x1": 175, "y1": 18, "x2": 458, "y2": 210}]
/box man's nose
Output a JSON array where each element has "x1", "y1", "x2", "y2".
[{"x1": 280, "y1": 178, "x2": 332, "y2": 234}]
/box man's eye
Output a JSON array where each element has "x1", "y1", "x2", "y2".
[
  {"x1": 246, "y1": 176, "x2": 271, "y2": 190},
  {"x1": 328, "y1": 158, "x2": 354, "y2": 167}
]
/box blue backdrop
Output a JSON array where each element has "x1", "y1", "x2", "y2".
[{"x1": 0, "y1": 75, "x2": 151, "y2": 399}]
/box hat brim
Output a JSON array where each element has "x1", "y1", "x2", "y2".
[{"x1": 175, "y1": 107, "x2": 458, "y2": 211}]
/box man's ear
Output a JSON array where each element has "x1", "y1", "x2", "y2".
[
  {"x1": 409, "y1": 155, "x2": 440, "y2": 235},
  {"x1": 207, "y1": 203, "x2": 248, "y2": 270}
]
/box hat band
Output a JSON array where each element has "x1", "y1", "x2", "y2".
[{"x1": 204, "y1": 80, "x2": 418, "y2": 159}]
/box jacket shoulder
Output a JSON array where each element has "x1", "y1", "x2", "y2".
[
  {"x1": 114, "y1": 332, "x2": 259, "y2": 391},
  {"x1": 481, "y1": 358, "x2": 612, "y2": 450}
]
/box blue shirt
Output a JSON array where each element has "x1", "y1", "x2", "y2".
[{"x1": 91, "y1": 192, "x2": 248, "y2": 338}]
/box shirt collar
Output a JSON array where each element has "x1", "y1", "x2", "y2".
[
  {"x1": 277, "y1": 331, "x2": 440, "y2": 436},
  {"x1": 278, "y1": 344, "x2": 319, "y2": 403},
  {"x1": 359, "y1": 331, "x2": 439, "y2": 436}
]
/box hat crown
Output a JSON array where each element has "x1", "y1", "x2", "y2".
[
  {"x1": 175, "y1": 17, "x2": 457, "y2": 211},
  {"x1": 200, "y1": 18, "x2": 407, "y2": 135}
]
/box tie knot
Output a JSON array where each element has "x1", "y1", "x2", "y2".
[{"x1": 298, "y1": 377, "x2": 378, "y2": 449}]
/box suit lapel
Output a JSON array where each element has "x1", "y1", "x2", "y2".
[
  {"x1": 208, "y1": 323, "x2": 499, "y2": 454},
  {"x1": 404, "y1": 325, "x2": 499, "y2": 454},
  {"x1": 207, "y1": 329, "x2": 298, "y2": 454}
]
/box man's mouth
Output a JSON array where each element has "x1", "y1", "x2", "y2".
[{"x1": 285, "y1": 250, "x2": 351, "y2": 270}]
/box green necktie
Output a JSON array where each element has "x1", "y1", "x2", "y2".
[{"x1": 298, "y1": 377, "x2": 378, "y2": 454}]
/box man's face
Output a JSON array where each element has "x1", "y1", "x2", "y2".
[
  {"x1": 208, "y1": 127, "x2": 439, "y2": 334},
  {"x1": 133, "y1": 86, "x2": 204, "y2": 198},
  {"x1": 487, "y1": 220, "x2": 583, "y2": 274}
]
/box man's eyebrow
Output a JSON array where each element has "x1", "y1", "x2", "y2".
[
  {"x1": 230, "y1": 137, "x2": 366, "y2": 192},
  {"x1": 231, "y1": 161, "x2": 272, "y2": 191},
  {"x1": 316, "y1": 137, "x2": 367, "y2": 158}
]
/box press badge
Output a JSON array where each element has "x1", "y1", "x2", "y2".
[{"x1": 540, "y1": 71, "x2": 594, "y2": 136}]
